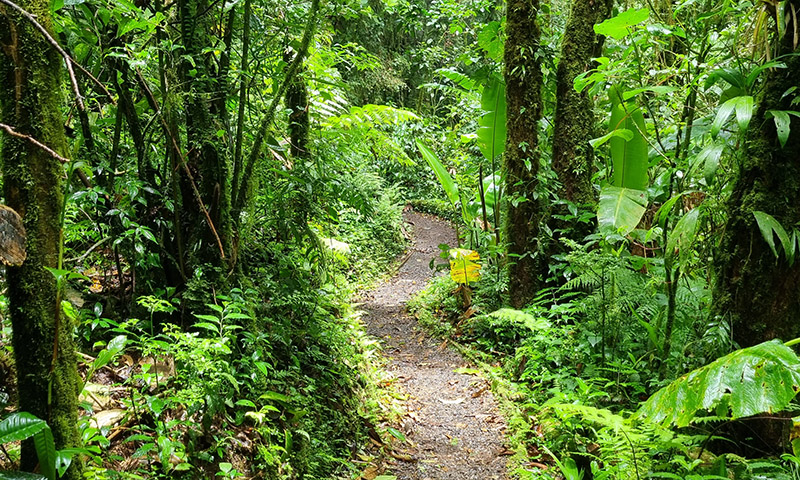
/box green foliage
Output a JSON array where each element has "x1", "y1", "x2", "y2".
[
  {"x1": 608, "y1": 86, "x2": 649, "y2": 191},
  {"x1": 477, "y1": 74, "x2": 507, "y2": 162},
  {"x1": 0, "y1": 413, "x2": 58, "y2": 480},
  {"x1": 753, "y1": 211, "x2": 799, "y2": 265},
  {"x1": 638, "y1": 340, "x2": 800, "y2": 428},
  {"x1": 593, "y1": 8, "x2": 650, "y2": 40},
  {"x1": 597, "y1": 187, "x2": 647, "y2": 237}
]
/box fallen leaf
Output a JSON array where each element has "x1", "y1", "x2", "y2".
[{"x1": 438, "y1": 397, "x2": 464, "y2": 405}]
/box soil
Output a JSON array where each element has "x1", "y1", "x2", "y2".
[{"x1": 360, "y1": 211, "x2": 509, "y2": 480}]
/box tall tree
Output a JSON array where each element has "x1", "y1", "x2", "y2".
[
  {"x1": 552, "y1": 0, "x2": 612, "y2": 207},
  {"x1": 504, "y1": 0, "x2": 545, "y2": 307},
  {"x1": 179, "y1": 0, "x2": 231, "y2": 272},
  {"x1": 712, "y1": 1, "x2": 800, "y2": 349},
  {"x1": 0, "y1": 0, "x2": 82, "y2": 477}
]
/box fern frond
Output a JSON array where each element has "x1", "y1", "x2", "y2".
[{"x1": 323, "y1": 104, "x2": 420, "y2": 129}]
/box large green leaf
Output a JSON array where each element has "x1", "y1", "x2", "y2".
[
  {"x1": 0, "y1": 413, "x2": 48, "y2": 444},
  {"x1": 594, "y1": 8, "x2": 650, "y2": 40},
  {"x1": 598, "y1": 186, "x2": 647, "y2": 236},
  {"x1": 609, "y1": 87, "x2": 649, "y2": 190},
  {"x1": 477, "y1": 74, "x2": 507, "y2": 162},
  {"x1": 0, "y1": 413, "x2": 56, "y2": 480},
  {"x1": 637, "y1": 340, "x2": 800, "y2": 428},
  {"x1": 416, "y1": 141, "x2": 459, "y2": 208}
]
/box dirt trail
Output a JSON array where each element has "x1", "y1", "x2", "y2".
[{"x1": 361, "y1": 211, "x2": 509, "y2": 480}]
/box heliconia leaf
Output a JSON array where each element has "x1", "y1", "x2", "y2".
[
  {"x1": 477, "y1": 74, "x2": 507, "y2": 162},
  {"x1": 608, "y1": 86, "x2": 649, "y2": 190},
  {"x1": 449, "y1": 248, "x2": 481, "y2": 284},
  {"x1": 594, "y1": 8, "x2": 650, "y2": 40},
  {"x1": 637, "y1": 340, "x2": 800, "y2": 428},
  {"x1": 33, "y1": 426, "x2": 57, "y2": 480},
  {"x1": 416, "y1": 141, "x2": 460, "y2": 208},
  {"x1": 598, "y1": 186, "x2": 648, "y2": 237}
]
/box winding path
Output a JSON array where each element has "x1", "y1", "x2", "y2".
[{"x1": 361, "y1": 211, "x2": 509, "y2": 479}]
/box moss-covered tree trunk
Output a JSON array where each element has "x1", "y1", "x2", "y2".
[
  {"x1": 0, "y1": 2, "x2": 82, "y2": 477},
  {"x1": 179, "y1": 0, "x2": 231, "y2": 273},
  {"x1": 504, "y1": 0, "x2": 545, "y2": 308},
  {"x1": 712, "y1": 4, "x2": 800, "y2": 349},
  {"x1": 286, "y1": 54, "x2": 310, "y2": 159},
  {"x1": 552, "y1": 0, "x2": 612, "y2": 206}
]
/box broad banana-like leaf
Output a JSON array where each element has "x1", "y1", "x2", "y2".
[
  {"x1": 609, "y1": 86, "x2": 649, "y2": 190},
  {"x1": 637, "y1": 340, "x2": 800, "y2": 428},
  {"x1": 449, "y1": 248, "x2": 481, "y2": 284},
  {"x1": 416, "y1": 141, "x2": 459, "y2": 208},
  {"x1": 477, "y1": 74, "x2": 507, "y2": 162},
  {"x1": 598, "y1": 186, "x2": 647, "y2": 236}
]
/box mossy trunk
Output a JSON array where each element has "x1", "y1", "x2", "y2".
[
  {"x1": 504, "y1": 0, "x2": 545, "y2": 308},
  {"x1": 711, "y1": 4, "x2": 800, "y2": 350},
  {"x1": 179, "y1": 0, "x2": 231, "y2": 273},
  {"x1": 552, "y1": 0, "x2": 612, "y2": 207},
  {"x1": 0, "y1": 2, "x2": 82, "y2": 477},
  {"x1": 286, "y1": 55, "x2": 310, "y2": 159}
]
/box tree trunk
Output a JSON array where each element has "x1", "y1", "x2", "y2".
[
  {"x1": 179, "y1": 0, "x2": 231, "y2": 272},
  {"x1": 504, "y1": 0, "x2": 545, "y2": 308},
  {"x1": 711, "y1": 1, "x2": 800, "y2": 453},
  {"x1": 286, "y1": 53, "x2": 310, "y2": 159},
  {"x1": 712, "y1": 4, "x2": 800, "y2": 349},
  {"x1": 0, "y1": 2, "x2": 82, "y2": 477},
  {"x1": 552, "y1": 0, "x2": 612, "y2": 206}
]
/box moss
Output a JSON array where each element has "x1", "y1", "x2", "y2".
[
  {"x1": 552, "y1": 0, "x2": 612, "y2": 207},
  {"x1": 503, "y1": 0, "x2": 546, "y2": 308},
  {"x1": 712, "y1": 12, "x2": 800, "y2": 349},
  {"x1": 0, "y1": 1, "x2": 82, "y2": 477}
]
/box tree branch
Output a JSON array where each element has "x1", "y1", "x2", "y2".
[{"x1": 0, "y1": 0, "x2": 116, "y2": 106}]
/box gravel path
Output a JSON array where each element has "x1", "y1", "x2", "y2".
[{"x1": 360, "y1": 211, "x2": 509, "y2": 480}]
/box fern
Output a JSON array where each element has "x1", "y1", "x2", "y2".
[{"x1": 323, "y1": 104, "x2": 420, "y2": 128}]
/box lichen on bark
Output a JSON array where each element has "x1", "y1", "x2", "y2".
[{"x1": 0, "y1": 1, "x2": 82, "y2": 477}]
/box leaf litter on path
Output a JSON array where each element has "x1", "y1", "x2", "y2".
[{"x1": 360, "y1": 210, "x2": 509, "y2": 480}]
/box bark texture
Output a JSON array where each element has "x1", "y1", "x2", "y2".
[
  {"x1": 504, "y1": 0, "x2": 545, "y2": 308},
  {"x1": 552, "y1": 0, "x2": 612, "y2": 206},
  {"x1": 711, "y1": 5, "x2": 800, "y2": 349},
  {"x1": 179, "y1": 0, "x2": 231, "y2": 270},
  {"x1": 0, "y1": 1, "x2": 82, "y2": 477}
]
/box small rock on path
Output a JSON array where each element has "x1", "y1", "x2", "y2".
[{"x1": 361, "y1": 211, "x2": 509, "y2": 480}]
